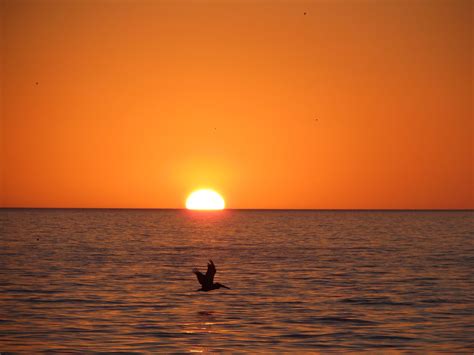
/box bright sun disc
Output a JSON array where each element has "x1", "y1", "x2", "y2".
[{"x1": 186, "y1": 189, "x2": 225, "y2": 210}]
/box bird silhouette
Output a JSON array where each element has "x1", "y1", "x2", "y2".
[{"x1": 193, "y1": 260, "x2": 230, "y2": 291}]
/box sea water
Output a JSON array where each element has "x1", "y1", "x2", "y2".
[{"x1": 0, "y1": 209, "x2": 473, "y2": 352}]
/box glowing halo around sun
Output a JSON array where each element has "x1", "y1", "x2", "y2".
[{"x1": 186, "y1": 189, "x2": 225, "y2": 210}]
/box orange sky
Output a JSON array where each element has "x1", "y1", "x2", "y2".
[{"x1": 1, "y1": 0, "x2": 472, "y2": 209}]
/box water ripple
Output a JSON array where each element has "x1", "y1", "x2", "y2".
[{"x1": 0, "y1": 209, "x2": 473, "y2": 352}]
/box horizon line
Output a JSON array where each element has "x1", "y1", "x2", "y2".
[{"x1": 0, "y1": 207, "x2": 472, "y2": 212}]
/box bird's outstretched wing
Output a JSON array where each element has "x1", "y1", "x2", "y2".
[
  {"x1": 206, "y1": 260, "x2": 216, "y2": 284},
  {"x1": 193, "y1": 269, "x2": 207, "y2": 286}
]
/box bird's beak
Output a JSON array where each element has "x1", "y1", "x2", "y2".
[{"x1": 222, "y1": 284, "x2": 231, "y2": 289}]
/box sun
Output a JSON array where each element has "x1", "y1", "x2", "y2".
[{"x1": 186, "y1": 189, "x2": 225, "y2": 210}]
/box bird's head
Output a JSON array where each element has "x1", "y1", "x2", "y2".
[{"x1": 215, "y1": 283, "x2": 230, "y2": 290}]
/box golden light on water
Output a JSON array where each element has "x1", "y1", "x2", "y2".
[{"x1": 186, "y1": 189, "x2": 225, "y2": 210}]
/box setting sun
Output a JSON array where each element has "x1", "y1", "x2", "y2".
[{"x1": 186, "y1": 189, "x2": 225, "y2": 210}]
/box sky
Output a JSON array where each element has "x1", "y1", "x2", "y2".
[{"x1": 0, "y1": 0, "x2": 472, "y2": 209}]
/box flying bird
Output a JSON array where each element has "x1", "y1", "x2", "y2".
[{"x1": 193, "y1": 260, "x2": 230, "y2": 291}]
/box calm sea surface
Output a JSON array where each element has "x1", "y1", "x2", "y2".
[{"x1": 0, "y1": 209, "x2": 473, "y2": 352}]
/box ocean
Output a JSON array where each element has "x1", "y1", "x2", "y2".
[{"x1": 0, "y1": 209, "x2": 473, "y2": 352}]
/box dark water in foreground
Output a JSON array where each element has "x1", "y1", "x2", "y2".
[{"x1": 0, "y1": 209, "x2": 473, "y2": 352}]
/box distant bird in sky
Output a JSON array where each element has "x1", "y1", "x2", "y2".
[{"x1": 193, "y1": 260, "x2": 230, "y2": 292}]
